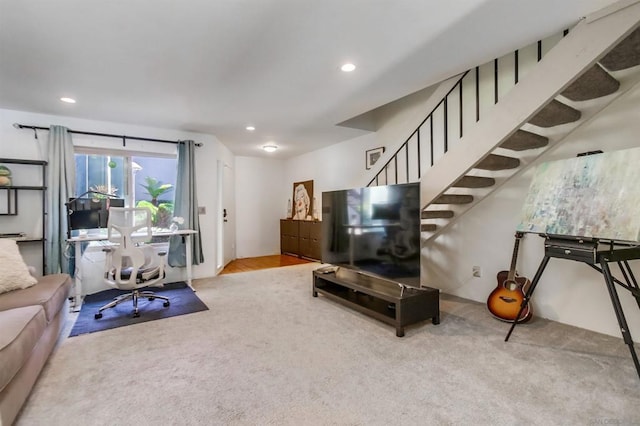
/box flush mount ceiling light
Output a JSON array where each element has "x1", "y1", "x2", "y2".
[
  {"x1": 246, "y1": 125, "x2": 255, "y2": 131},
  {"x1": 340, "y1": 63, "x2": 356, "y2": 72},
  {"x1": 60, "y1": 97, "x2": 76, "y2": 103},
  {"x1": 262, "y1": 144, "x2": 278, "y2": 153}
]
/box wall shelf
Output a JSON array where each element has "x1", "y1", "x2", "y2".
[{"x1": 0, "y1": 158, "x2": 47, "y2": 272}]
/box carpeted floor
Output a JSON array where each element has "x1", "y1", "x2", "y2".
[
  {"x1": 16, "y1": 263, "x2": 640, "y2": 425},
  {"x1": 69, "y1": 281, "x2": 209, "y2": 337}
]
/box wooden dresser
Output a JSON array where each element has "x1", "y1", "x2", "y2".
[{"x1": 280, "y1": 219, "x2": 321, "y2": 261}]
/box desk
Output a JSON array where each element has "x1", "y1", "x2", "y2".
[{"x1": 67, "y1": 228, "x2": 197, "y2": 311}]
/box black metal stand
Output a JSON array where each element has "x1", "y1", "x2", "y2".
[{"x1": 505, "y1": 237, "x2": 640, "y2": 380}]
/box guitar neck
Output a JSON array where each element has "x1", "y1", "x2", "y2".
[{"x1": 507, "y1": 233, "x2": 523, "y2": 281}]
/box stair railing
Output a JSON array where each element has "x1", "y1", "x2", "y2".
[{"x1": 367, "y1": 31, "x2": 567, "y2": 188}]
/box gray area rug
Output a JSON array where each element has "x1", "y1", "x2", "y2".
[
  {"x1": 17, "y1": 263, "x2": 640, "y2": 425},
  {"x1": 69, "y1": 281, "x2": 209, "y2": 337}
]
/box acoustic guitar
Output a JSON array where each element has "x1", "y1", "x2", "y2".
[{"x1": 487, "y1": 232, "x2": 532, "y2": 323}]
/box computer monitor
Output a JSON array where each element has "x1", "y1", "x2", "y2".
[{"x1": 67, "y1": 197, "x2": 125, "y2": 237}]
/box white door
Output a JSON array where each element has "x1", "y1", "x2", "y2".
[{"x1": 217, "y1": 161, "x2": 235, "y2": 271}]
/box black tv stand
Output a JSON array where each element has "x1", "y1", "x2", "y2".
[{"x1": 313, "y1": 267, "x2": 440, "y2": 337}]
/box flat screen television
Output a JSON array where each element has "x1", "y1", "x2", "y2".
[{"x1": 321, "y1": 182, "x2": 420, "y2": 280}]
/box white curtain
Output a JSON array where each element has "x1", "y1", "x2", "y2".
[
  {"x1": 46, "y1": 125, "x2": 75, "y2": 274},
  {"x1": 168, "y1": 140, "x2": 204, "y2": 266}
]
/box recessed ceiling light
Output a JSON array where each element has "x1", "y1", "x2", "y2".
[
  {"x1": 341, "y1": 63, "x2": 356, "y2": 72},
  {"x1": 246, "y1": 125, "x2": 255, "y2": 131},
  {"x1": 262, "y1": 144, "x2": 278, "y2": 153},
  {"x1": 60, "y1": 97, "x2": 76, "y2": 103}
]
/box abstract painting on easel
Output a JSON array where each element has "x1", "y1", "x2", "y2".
[{"x1": 517, "y1": 147, "x2": 640, "y2": 242}]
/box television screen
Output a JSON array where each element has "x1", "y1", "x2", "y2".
[{"x1": 321, "y1": 182, "x2": 420, "y2": 279}]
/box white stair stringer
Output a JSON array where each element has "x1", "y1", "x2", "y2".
[{"x1": 419, "y1": 1, "x2": 640, "y2": 243}]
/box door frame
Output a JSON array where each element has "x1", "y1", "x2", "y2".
[{"x1": 216, "y1": 160, "x2": 235, "y2": 273}]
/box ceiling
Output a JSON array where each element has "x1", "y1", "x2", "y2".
[{"x1": 0, "y1": 0, "x2": 618, "y2": 158}]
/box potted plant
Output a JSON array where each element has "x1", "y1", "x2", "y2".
[
  {"x1": 139, "y1": 177, "x2": 173, "y2": 206},
  {"x1": 137, "y1": 177, "x2": 174, "y2": 228}
]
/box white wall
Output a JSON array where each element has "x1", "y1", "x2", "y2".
[
  {"x1": 0, "y1": 108, "x2": 233, "y2": 293},
  {"x1": 233, "y1": 131, "x2": 382, "y2": 259},
  {"x1": 234, "y1": 156, "x2": 287, "y2": 258},
  {"x1": 284, "y1": 132, "x2": 378, "y2": 207}
]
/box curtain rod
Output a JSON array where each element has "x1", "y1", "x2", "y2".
[{"x1": 12, "y1": 123, "x2": 202, "y2": 147}]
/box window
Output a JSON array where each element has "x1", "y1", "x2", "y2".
[{"x1": 74, "y1": 151, "x2": 177, "y2": 228}]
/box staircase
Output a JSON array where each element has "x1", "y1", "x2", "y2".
[{"x1": 367, "y1": 2, "x2": 640, "y2": 242}]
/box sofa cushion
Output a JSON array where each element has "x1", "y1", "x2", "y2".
[
  {"x1": 0, "y1": 274, "x2": 71, "y2": 323},
  {"x1": 0, "y1": 306, "x2": 46, "y2": 394},
  {"x1": 0, "y1": 239, "x2": 37, "y2": 294}
]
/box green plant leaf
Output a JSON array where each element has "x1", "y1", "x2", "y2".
[
  {"x1": 136, "y1": 200, "x2": 158, "y2": 223},
  {"x1": 140, "y1": 176, "x2": 174, "y2": 206}
]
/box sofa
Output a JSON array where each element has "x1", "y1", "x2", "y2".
[{"x1": 0, "y1": 240, "x2": 72, "y2": 426}]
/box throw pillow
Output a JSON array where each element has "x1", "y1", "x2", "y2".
[{"x1": 0, "y1": 239, "x2": 37, "y2": 294}]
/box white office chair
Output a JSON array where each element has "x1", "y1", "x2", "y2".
[{"x1": 95, "y1": 207, "x2": 170, "y2": 319}]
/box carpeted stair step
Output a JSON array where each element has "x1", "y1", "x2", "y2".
[
  {"x1": 475, "y1": 154, "x2": 520, "y2": 171},
  {"x1": 529, "y1": 99, "x2": 581, "y2": 127},
  {"x1": 421, "y1": 224, "x2": 437, "y2": 232},
  {"x1": 600, "y1": 27, "x2": 640, "y2": 71},
  {"x1": 500, "y1": 129, "x2": 549, "y2": 151},
  {"x1": 433, "y1": 194, "x2": 474, "y2": 204},
  {"x1": 421, "y1": 210, "x2": 454, "y2": 219},
  {"x1": 452, "y1": 175, "x2": 496, "y2": 188},
  {"x1": 561, "y1": 64, "x2": 620, "y2": 101}
]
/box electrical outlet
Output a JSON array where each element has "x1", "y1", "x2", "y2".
[
  {"x1": 198, "y1": 206, "x2": 206, "y2": 214},
  {"x1": 472, "y1": 266, "x2": 482, "y2": 278}
]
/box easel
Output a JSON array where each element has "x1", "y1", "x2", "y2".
[{"x1": 505, "y1": 236, "x2": 640, "y2": 380}]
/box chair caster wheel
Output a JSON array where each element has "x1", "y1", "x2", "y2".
[
  {"x1": 133, "y1": 312, "x2": 140, "y2": 318},
  {"x1": 163, "y1": 301, "x2": 170, "y2": 307},
  {"x1": 94, "y1": 313, "x2": 103, "y2": 319},
  {"x1": 148, "y1": 297, "x2": 155, "y2": 301}
]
